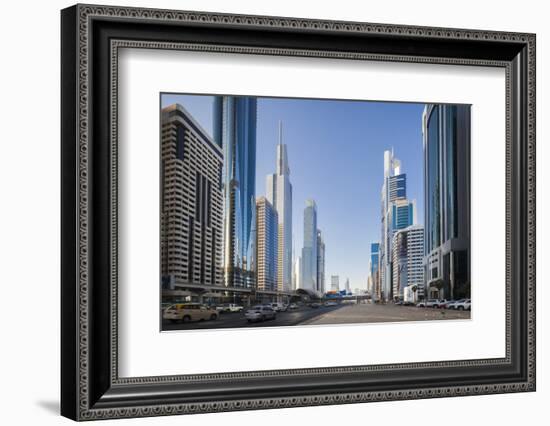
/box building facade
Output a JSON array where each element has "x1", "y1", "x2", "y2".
[
  {"x1": 423, "y1": 104, "x2": 471, "y2": 300},
  {"x1": 160, "y1": 104, "x2": 224, "y2": 288},
  {"x1": 213, "y1": 96, "x2": 257, "y2": 288},
  {"x1": 266, "y1": 122, "x2": 293, "y2": 292},
  {"x1": 379, "y1": 149, "x2": 413, "y2": 301},
  {"x1": 255, "y1": 196, "x2": 278, "y2": 291},
  {"x1": 301, "y1": 199, "x2": 318, "y2": 293},
  {"x1": 317, "y1": 229, "x2": 326, "y2": 294},
  {"x1": 391, "y1": 225, "x2": 425, "y2": 302},
  {"x1": 369, "y1": 242, "x2": 380, "y2": 300}
]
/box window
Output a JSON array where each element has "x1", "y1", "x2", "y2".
[
  {"x1": 176, "y1": 125, "x2": 185, "y2": 161},
  {"x1": 427, "y1": 107, "x2": 441, "y2": 253}
]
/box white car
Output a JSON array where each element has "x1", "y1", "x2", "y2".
[
  {"x1": 454, "y1": 299, "x2": 471, "y2": 311},
  {"x1": 324, "y1": 301, "x2": 338, "y2": 307},
  {"x1": 446, "y1": 299, "x2": 466, "y2": 310},
  {"x1": 226, "y1": 304, "x2": 244, "y2": 312},
  {"x1": 270, "y1": 302, "x2": 286, "y2": 312},
  {"x1": 217, "y1": 303, "x2": 244, "y2": 313},
  {"x1": 417, "y1": 299, "x2": 438, "y2": 308},
  {"x1": 245, "y1": 305, "x2": 277, "y2": 322}
]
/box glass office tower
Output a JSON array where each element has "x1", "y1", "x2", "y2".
[
  {"x1": 301, "y1": 199, "x2": 318, "y2": 293},
  {"x1": 423, "y1": 104, "x2": 471, "y2": 299},
  {"x1": 213, "y1": 96, "x2": 257, "y2": 288}
]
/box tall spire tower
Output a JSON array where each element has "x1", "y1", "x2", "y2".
[{"x1": 266, "y1": 121, "x2": 293, "y2": 292}]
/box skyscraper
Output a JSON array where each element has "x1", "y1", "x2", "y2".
[
  {"x1": 160, "y1": 104, "x2": 224, "y2": 288},
  {"x1": 266, "y1": 122, "x2": 293, "y2": 292},
  {"x1": 213, "y1": 96, "x2": 257, "y2": 288},
  {"x1": 369, "y1": 242, "x2": 380, "y2": 300},
  {"x1": 423, "y1": 104, "x2": 470, "y2": 299},
  {"x1": 379, "y1": 149, "x2": 411, "y2": 301},
  {"x1": 317, "y1": 229, "x2": 326, "y2": 294},
  {"x1": 255, "y1": 196, "x2": 278, "y2": 291},
  {"x1": 392, "y1": 225, "x2": 425, "y2": 301},
  {"x1": 301, "y1": 199, "x2": 318, "y2": 293},
  {"x1": 344, "y1": 278, "x2": 351, "y2": 294}
]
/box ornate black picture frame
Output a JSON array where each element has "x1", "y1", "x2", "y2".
[{"x1": 61, "y1": 4, "x2": 536, "y2": 421}]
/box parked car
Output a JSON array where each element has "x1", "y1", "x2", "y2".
[
  {"x1": 288, "y1": 303, "x2": 298, "y2": 310},
  {"x1": 445, "y1": 299, "x2": 465, "y2": 310},
  {"x1": 309, "y1": 302, "x2": 321, "y2": 308},
  {"x1": 163, "y1": 303, "x2": 219, "y2": 323},
  {"x1": 433, "y1": 299, "x2": 449, "y2": 308},
  {"x1": 395, "y1": 301, "x2": 403, "y2": 306},
  {"x1": 454, "y1": 299, "x2": 471, "y2": 311},
  {"x1": 245, "y1": 305, "x2": 277, "y2": 322},
  {"x1": 403, "y1": 301, "x2": 415, "y2": 306},
  {"x1": 417, "y1": 299, "x2": 439, "y2": 308},
  {"x1": 324, "y1": 301, "x2": 338, "y2": 307}
]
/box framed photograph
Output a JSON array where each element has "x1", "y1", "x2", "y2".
[{"x1": 61, "y1": 4, "x2": 536, "y2": 420}]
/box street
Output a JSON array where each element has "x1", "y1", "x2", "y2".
[{"x1": 162, "y1": 303, "x2": 470, "y2": 331}]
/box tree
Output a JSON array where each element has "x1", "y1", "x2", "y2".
[
  {"x1": 411, "y1": 285, "x2": 418, "y2": 303},
  {"x1": 430, "y1": 279, "x2": 445, "y2": 298}
]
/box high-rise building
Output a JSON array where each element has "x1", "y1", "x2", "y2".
[
  {"x1": 344, "y1": 278, "x2": 351, "y2": 294},
  {"x1": 160, "y1": 104, "x2": 224, "y2": 288},
  {"x1": 255, "y1": 196, "x2": 278, "y2": 291},
  {"x1": 317, "y1": 229, "x2": 325, "y2": 294},
  {"x1": 423, "y1": 104, "x2": 470, "y2": 299},
  {"x1": 369, "y1": 242, "x2": 380, "y2": 300},
  {"x1": 266, "y1": 122, "x2": 293, "y2": 292},
  {"x1": 406, "y1": 225, "x2": 425, "y2": 300},
  {"x1": 331, "y1": 275, "x2": 340, "y2": 292},
  {"x1": 379, "y1": 149, "x2": 412, "y2": 301},
  {"x1": 301, "y1": 199, "x2": 318, "y2": 293},
  {"x1": 213, "y1": 97, "x2": 257, "y2": 288},
  {"x1": 392, "y1": 225, "x2": 424, "y2": 301}
]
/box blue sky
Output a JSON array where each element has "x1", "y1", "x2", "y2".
[{"x1": 161, "y1": 94, "x2": 425, "y2": 290}]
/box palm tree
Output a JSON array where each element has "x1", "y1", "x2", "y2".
[
  {"x1": 411, "y1": 285, "x2": 418, "y2": 303},
  {"x1": 430, "y1": 279, "x2": 445, "y2": 298}
]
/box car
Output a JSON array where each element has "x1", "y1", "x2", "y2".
[
  {"x1": 422, "y1": 299, "x2": 445, "y2": 308},
  {"x1": 270, "y1": 302, "x2": 286, "y2": 312},
  {"x1": 454, "y1": 299, "x2": 471, "y2": 310},
  {"x1": 309, "y1": 302, "x2": 321, "y2": 308},
  {"x1": 324, "y1": 301, "x2": 338, "y2": 307},
  {"x1": 245, "y1": 305, "x2": 277, "y2": 322},
  {"x1": 403, "y1": 301, "x2": 415, "y2": 306},
  {"x1": 432, "y1": 299, "x2": 448, "y2": 308},
  {"x1": 288, "y1": 303, "x2": 298, "y2": 310},
  {"x1": 216, "y1": 303, "x2": 244, "y2": 313},
  {"x1": 445, "y1": 299, "x2": 466, "y2": 309},
  {"x1": 395, "y1": 301, "x2": 403, "y2": 306},
  {"x1": 226, "y1": 303, "x2": 244, "y2": 312},
  {"x1": 162, "y1": 303, "x2": 219, "y2": 323},
  {"x1": 417, "y1": 299, "x2": 439, "y2": 308}
]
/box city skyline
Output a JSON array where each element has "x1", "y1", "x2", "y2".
[{"x1": 160, "y1": 93, "x2": 425, "y2": 290}]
